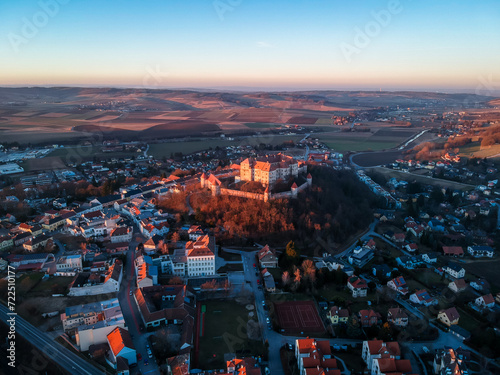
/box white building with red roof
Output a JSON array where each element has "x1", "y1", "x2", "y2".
[
  {"x1": 186, "y1": 235, "x2": 216, "y2": 277},
  {"x1": 362, "y1": 339, "x2": 401, "y2": 370},
  {"x1": 387, "y1": 276, "x2": 408, "y2": 295},
  {"x1": 475, "y1": 294, "x2": 495, "y2": 309},
  {"x1": 295, "y1": 338, "x2": 341, "y2": 375},
  {"x1": 347, "y1": 275, "x2": 368, "y2": 298},
  {"x1": 257, "y1": 245, "x2": 278, "y2": 268},
  {"x1": 106, "y1": 327, "x2": 136, "y2": 370},
  {"x1": 240, "y1": 154, "x2": 305, "y2": 186}
]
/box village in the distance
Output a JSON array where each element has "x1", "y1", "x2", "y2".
[{"x1": 0, "y1": 87, "x2": 499, "y2": 375}]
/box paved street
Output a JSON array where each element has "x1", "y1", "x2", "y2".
[
  {"x1": 0, "y1": 304, "x2": 104, "y2": 375},
  {"x1": 117, "y1": 232, "x2": 161, "y2": 375}
]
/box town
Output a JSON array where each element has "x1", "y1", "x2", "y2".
[{"x1": 1, "y1": 105, "x2": 500, "y2": 375}]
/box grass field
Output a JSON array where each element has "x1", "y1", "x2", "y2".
[
  {"x1": 198, "y1": 300, "x2": 265, "y2": 369},
  {"x1": 367, "y1": 167, "x2": 475, "y2": 191},
  {"x1": 462, "y1": 259, "x2": 500, "y2": 290},
  {"x1": 457, "y1": 307, "x2": 483, "y2": 332},
  {"x1": 244, "y1": 122, "x2": 280, "y2": 129},
  {"x1": 316, "y1": 133, "x2": 403, "y2": 152}
]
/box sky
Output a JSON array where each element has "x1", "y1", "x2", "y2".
[{"x1": 0, "y1": 0, "x2": 499, "y2": 92}]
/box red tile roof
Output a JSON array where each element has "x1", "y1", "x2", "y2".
[{"x1": 107, "y1": 327, "x2": 134, "y2": 357}]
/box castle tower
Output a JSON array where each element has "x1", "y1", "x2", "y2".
[
  {"x1": 264, "y1": 185, "x2": 270, "y2": 202},
  {"x1": 307, "y1": 173, "x2": 312, "y2": 187},
  {"x1": 291, "y1": 182, "x2": 298, "y2": 198}
]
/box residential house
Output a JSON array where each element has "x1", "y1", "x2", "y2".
[
  {"x1": 13, "y1": 232, "x2": 33, "y2": 247},
  {"x1": 448, "y1": 279, "x2": 467, "y2": 293},
  {"x1": 106, "y1": 242, "x2": 129, "y2": 254},
  {"x1": 422, "y1": 252, "x2": 438, "y2": 264},
  {"x1": 347, "y1": 275, "x2": 368, "y2": 298},
  {"x1": 295, "y1": 338, "x2": 341, "y2": 375},
  {"x1": 0, "y1": 235, "x2": 13, "y2": 251},
  {"x1": 261, "y1": 269, "x2": 276, "y2": 292},
  {"x1": 42, "y1": 216, "x2": 66, "y2": 232},
  {"x1": 475, "y1": 294, "x2": 495, "y2": 309},
  {"x1": 56, "y1": 255, "x2": 83, "y2": 273},
  {"x1": 433, "y1": 348, "x2": 469, "y2": 375},
  {"x1": 362, "y1": 339, "x2": 401, "y2": 370},
  {"x1": 358, "y1": 310, "x2": 381, "y2": 327},
  {"x1": 187, "y1": 225, "x2": 204, "y2": 241},
  {"x1": 371, "y1": 358, "x2": 414, "y2": 375},
  {"x1": 387, "y1": 308, "x2": 408, "y2": 327},
  {"x1": 327, "y1": 306, "x2": 349, "y2": 325},
  {"x1": 392, "y1": 233, "x2": 406, "y2": 244},
  {"x1": 467, "y1": 245, "x2": 494, "y2": 258},
  {"x1": 60, "y1": 298, "x2": 125, "y2": 351},
  {"x1": 396, "y1": 255, "x2": 424, "y2": 270},
  {"x1": 7, "y1": 253, "x2": 55, "y2": 272},
  {"x1": 348, "y1": 247, "x2": 374, "y2": 267},
  {"x1": 404, "y1": 243, "x2": 418, "y2": 253},
  {"x1": 135, "y1": 255, "x2": 158, "y2": 288},
  {"x1": 409, "y1": 289, "x2": 438, "y2": 306},
  {"x1": 143, "y1": 235, "x2": 166, "y2": 254},
  {"x1": 437, "y1": 307, "x2": 460, "y2": 326},
  {"x1": 68, "y1": 260, "x2": 122, "y2": 296},
  {"x1": 470, "y1": 279, "x2": 490, "y2": 292},
  {"x1": 387, "y1": 276, "x2": 409, "y2": 295},
  {"x1": 226, "y1": 357, "x2": 262, "y2": 375},
  {"x1": 133, "y1": 285, "x2": 196, "y2": 328},
  {"x1": 110, "y1": 227, "x2": 133, "y2": 243},
  {"x1": 444, "y1": 263, "x2": 466, "y2": 279},
  {"x1": 106, "y1": 327, "x2": 136, "y2": 370},
  {"x1": 257, "y1": 245, "x2": 278, "y2": 268},
  {"x1": 319, "y1": 256, "x2": 345, "y2": 272},
  {"x1": 23, "y1": 234, "x2": 52, "y2": 252}
]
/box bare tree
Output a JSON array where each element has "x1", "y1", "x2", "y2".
[{"x1": 282, "y1": 271, "x2": 291, "y2": 286}]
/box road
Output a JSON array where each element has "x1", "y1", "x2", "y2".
[
  {"x1": 117, "y1": 231, "x2": 161, "y2": 375},
  {"x1": 225, "y1": 248, "x2": 361, "y2": 375},
  {"x1": 0, "y1": 304, "x2": 104, "y2": 375},
  {"x1": 237, "y1": 249, "x2": 285, "y2": 375}
]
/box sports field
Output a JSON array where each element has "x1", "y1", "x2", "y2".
[{"x1": 274, "y1": 300, "x2": 325, "y2": 334}]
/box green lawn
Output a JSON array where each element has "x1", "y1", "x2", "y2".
[
  {"x1": 315, "y1": 133, "x2": 404, "y2": 152},
  {"x1": 457, "y1": 307, "x2": 482, "y2": 332},
  {"x1": 198, "y1": 300, "x2": 265, "y2": 369}
]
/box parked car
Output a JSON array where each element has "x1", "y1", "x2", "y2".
[{"x1": 137, "y1": 353, "x2": 142, "y2": 360}]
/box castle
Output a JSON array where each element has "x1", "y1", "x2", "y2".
[
  {"x1": 239, "y1": 154, "x2": 306, "y2": 186},
  {"x1": 200, "y1": 154, "x2": 311, "y2": 201}
]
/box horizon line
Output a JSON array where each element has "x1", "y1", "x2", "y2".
[{"x1": 0, "y1": 84, "x2": 498, "y2": 96}]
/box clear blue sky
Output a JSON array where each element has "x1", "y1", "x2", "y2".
[{"x1": 1, "y1": 0, "x2": 499, "y2": 92}]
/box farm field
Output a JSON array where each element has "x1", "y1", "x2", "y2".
[
  {"x1": 148, "y1": 135, "x2": 303, "y2": 158},
  {"x1": 315, "y1": 128, "x2": 417, "y2": 152},
  {"x1": 460, "y1": 142, "x2": 500, "y2": 159}
]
